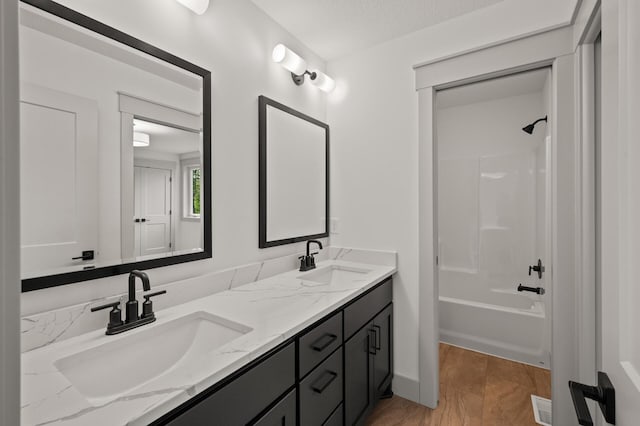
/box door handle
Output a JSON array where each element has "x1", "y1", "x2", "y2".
[
  {"x1": 568, "y1": 371, "x2": 616, "y2": 425},
  {"x1": 517, "y1": 284, "x2": 545, "y2": 295},
  {"x1": 72, "y1": 250, "x2": 94, "y2": 261},
  {"x1": 373, "y1": 325, "x2": 381, "y2": 350},
  {"x1": 368, "y1": 329, "x2": 377, "y2": 355}
]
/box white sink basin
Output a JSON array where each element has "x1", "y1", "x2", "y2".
[
  {"x1": 54, "y1": 311, "x2": 251, "y2": 405},
  {"x1": 298, "y1": 265, "x2": 372, "y2": 285}
]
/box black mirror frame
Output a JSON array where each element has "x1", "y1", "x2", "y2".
[
  {"x1": 258, "y1": 95, "x2": 329, "y2": 248},
  {"x1": 21, "y1": 0, "x2": 212, "y2": 292}
]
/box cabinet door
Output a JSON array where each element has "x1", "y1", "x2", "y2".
[
  {"x1": 251, "y1": 389, "x2": 296, "y2": 426},
  {"x1": 344, "y1": 323, "x2": 374, "y2": 425},
  {"x1": 373, "y1": 304, "x2": 393, "y2": 398}
]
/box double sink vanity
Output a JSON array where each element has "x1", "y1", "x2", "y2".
[{"x1": 22, "y1": 258, "x2": 396, "y2": 425}]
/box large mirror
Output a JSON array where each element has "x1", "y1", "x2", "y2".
[
  {"x1": 259, "y1": 96, "x2": 329, "y2": 248},
  {"x1": 19, "y1": 0, "x2": 211, "y2": 291}
]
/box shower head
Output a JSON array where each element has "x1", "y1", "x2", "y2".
[{"x1": 522, "y1": 116, "x2": 547, "y2": 134}]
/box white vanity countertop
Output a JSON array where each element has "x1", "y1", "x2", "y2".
[{"x1": 21, "y1": 259, "x2": 396, "y2": 426}]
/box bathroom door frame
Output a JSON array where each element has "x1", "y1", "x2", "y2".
[
  {"x1": 415, "y1": 25, "x2": 596, "y2": 425},
  {"x1": 0, "y1": 0, "x2": 21, "y2": 424}
]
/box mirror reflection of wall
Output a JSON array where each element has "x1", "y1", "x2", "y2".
[
  {"x1": 19, "y1": 3, "x2": 206, "y2": 281},
  {"x1": 259, "y1": 96, "x2": 329, "y2": 248},
  {"x1": 130, "y1": 119, "x2": 203, "y2": 259}
]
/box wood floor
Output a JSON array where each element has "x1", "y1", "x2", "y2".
[{"x1": 366, "y1": 344, "x2": 551, "y2": 426}]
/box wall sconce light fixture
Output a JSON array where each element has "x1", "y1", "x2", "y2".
[
  {"x1": 272, "y1": 44, "x2": 335, "y2": 93},
  {"x1": 175, "y1": 0, "x2": 210, "y2": 15}
]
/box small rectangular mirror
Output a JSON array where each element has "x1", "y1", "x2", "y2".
[{"x1": 259, "y1": 96, "x2": 329, "y2": 248}]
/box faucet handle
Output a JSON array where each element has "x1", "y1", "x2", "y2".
[
  {"x1": 91, "y1": 301, "x2": 124, "y2": 332},
  {"x1": 90, "y1": 300, "x2": 120, "y2": 312},
  {"x1": 141, "y1": 290, "x2": 167, "y2": 319}
]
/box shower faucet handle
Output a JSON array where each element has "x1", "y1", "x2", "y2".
[{"x1": 528, "y1": 259, "x2": 545, "y2": 279}]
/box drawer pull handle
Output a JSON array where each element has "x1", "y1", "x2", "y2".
[
  {"x1": 311, "y1": 371, "x2": 338, "y2": 394},
  {"x1": 311, "y1": 333, "x2": 338, "y2": 352},
  {"x1": 373, "y1": 325, "x2": 381, "y2": 350}
]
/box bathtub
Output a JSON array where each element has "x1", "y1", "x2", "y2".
[{"x1": 439, "y1": 275, "x2": 550, "y2": 368}]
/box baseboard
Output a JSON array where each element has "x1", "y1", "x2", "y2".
[{"x1": 391, "y1": 373, "x2": 420, "y2": 403}]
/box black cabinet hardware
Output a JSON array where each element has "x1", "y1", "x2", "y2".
[
  {"x1": 311, "y1": 371, "x2": 338, "y2": 394},
  {"x1": 373, "y1": 325, "x2": 381, "y2": 350},
  {"x1": 569, "y1": 371, "x2": 616, "y2": 425},
  {"x1": 72, "y1": 250, "x2": 94, "y2": 261},
  {"x1": 311, "y1": 333, "x2": 338, "y2": 352},
  {"x1": 529, "y1": 258, "x2": 545, "y2": 279},
  {"x1": 517, "y1": 284, "x2": 545, "y2": 295},
  {"x1": 368, "y1": 329, "x2": 377, "y2": 355}
]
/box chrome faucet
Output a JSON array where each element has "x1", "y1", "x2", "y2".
[
  {"x1": 91, "y1": 270, "x2": 166, "y2": 335},
  {"x1": 299, "y1": 240, "x2": 323, "y2": 272}
]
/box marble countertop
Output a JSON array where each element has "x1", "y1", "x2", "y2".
[{"x1": 21, "y1": 259, "x2": 396, "y2": 426}]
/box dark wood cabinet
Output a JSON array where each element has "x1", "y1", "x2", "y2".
[
  {"x1": 344, "y1": 281, "x2": 393, "y2": 425},
  {"x1": 162, "y1": 343, "x2": 295, "y2": 426},
  {"x1": 344, "y1": 324, "x2": 374, "y2": 425},
  {"x1": 153, "y1": 277, "x2": 393, "y2": 426},
  {"x1": 373, "y1": 304, "x2": 393, "y2": 399}
]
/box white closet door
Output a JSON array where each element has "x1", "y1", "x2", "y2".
[
  {"x1": 19, "y1": 84, "x2": 98, "y2": 275},
  {"x1": 134, "y1": 166, "x2": 172, "y2": 256}
]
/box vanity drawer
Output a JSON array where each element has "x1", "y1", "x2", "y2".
[
  {"x1": 298, "y1": 311, "x2": 343, "y2": 378},
  {"x1": 251, "y1": 389, "x2": 296, "y2": 426},
  {"x1": 299, "y1": 347, "x2": 343, "y2": 426},
  {"x1": 344, "y1": 278, "x2": 392, "y2": 339},
  {"x1": 323, "y1": 403, "x2": 344, "y2": 426},
  {"x1": 165, "y1": 342, "x2": 295, "y2": 425}
]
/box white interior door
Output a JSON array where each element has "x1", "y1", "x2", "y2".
[
  {"x1": 597, "y1": 0, "x2": 640, "y2": 423},
  {"x1": 134, "y1": 166, "x2": 171, "y2": 256},
  {"x1": 19, "y1": 83, "x2": 98, "y2": 275}
]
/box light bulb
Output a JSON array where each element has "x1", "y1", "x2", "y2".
[
  {"x1": 310, "y1": 70, "x2": 336, "y2": 93},
  {"x1": 175, "y1": 0, "x2": 209, "y2": 15},
  {"x1": 133, "y1": 132, "x2": 150, "y2": 147},
  {"x1": 272, "y1": 44, "x2": 307, "y2": 76}
]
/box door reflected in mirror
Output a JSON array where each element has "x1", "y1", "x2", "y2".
[{"x1": 128, "y1": 119, "x2": 203, "y2": 261}]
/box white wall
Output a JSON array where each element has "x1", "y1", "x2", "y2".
[
  {"x1": 327, "y1": 0, "x2": 576, "y2": 398},
  {"x1": 21, "y1": 0, "x2": 329, "y2": 315},
  {"x1": 0, "y1": 0, "x2": 21, "y2": 423}
]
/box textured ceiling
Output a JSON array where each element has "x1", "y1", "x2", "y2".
[{"x1": 252, "y1": 0, "x2": 505, "y2": 60}]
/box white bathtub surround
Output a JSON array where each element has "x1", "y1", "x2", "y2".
[{"x1": 21, "y1": 256, "x2": 396, "y2": 426}]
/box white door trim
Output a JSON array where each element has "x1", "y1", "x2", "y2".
[
  {"x1": 415, "y1": 27, "x2": 588, "y2": 425},
  {"x1": 417, "y1": 87, "x2": 438, "y2": 408},
  {"x1": 0, "y1": 0, "x2": 21, "y2": 424}
]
